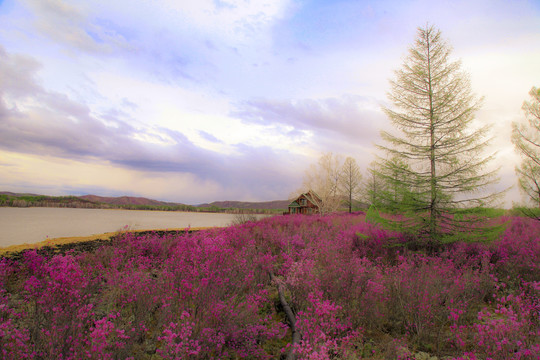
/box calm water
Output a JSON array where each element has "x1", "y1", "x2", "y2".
[{"x1": 0, "y1": 207, "x2": 251, "y2": 247}]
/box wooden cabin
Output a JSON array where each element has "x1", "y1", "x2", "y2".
[{"x1": 287, "y1": 190, "x2": 321, "y2": 215}]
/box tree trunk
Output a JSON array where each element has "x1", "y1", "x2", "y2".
[{"x1": 427, "y1": 29, "x2": 437, "y2": 237}]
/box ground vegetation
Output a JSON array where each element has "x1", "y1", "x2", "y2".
[{"x1": 0, "y1": 213, "x2": 538, "y2": 359}]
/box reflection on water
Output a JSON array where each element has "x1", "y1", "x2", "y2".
[{"x1": 0, "y1": 208, "x2": 251, "y2": 247}]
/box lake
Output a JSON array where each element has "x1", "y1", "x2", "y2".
[{"x1": 0, "y1": 207, "x2": 256, "y2": 247}]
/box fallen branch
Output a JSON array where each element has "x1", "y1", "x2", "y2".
[{"x1": 270, "y1": 272, "x2": 300, "y2": 360}]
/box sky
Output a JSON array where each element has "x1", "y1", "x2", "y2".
[{"x1": 0, "y1": 0, "x2": 539, "y2": 206}]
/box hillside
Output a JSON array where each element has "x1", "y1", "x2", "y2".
[
  {"x1": 79, "y1": 195, "x2": 177, "y2": 207},
  {"x1": 0, "y1": 192, "x2": 192, "y2": 210},
  {"x1": 1, "y1": 192, "x2": 288, "y2": 212},
  {"x1": 0, "y1": 191, "x2": 41, "y2": 197}
]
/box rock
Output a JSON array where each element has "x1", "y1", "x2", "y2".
[{"x1": 415, "y1": 351, "x2": 438, "y2": 360}]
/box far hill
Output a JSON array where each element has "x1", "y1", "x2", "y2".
[
  {"x1": 1, "y1": 192, "x2": 288, "y2": 212},
  {"x1": 0, "y1": 192, "x2": 193, "y2": 211},
  {"x1": 0, "y1": 191, "x2": 41, "y2": 197},
  {"x1": 79, "y1": 195, "x2": 178, "y2": 207},
  {"x1": 197, "y1": 200, "x2": 289, "y2": 210}
]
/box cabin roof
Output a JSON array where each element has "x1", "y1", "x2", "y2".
[
  {"x1": 304, "y1": 192, "x2": 318, "y2": 205},
  {"x1": 288, "y1": 190, "x2": 320, "y2": 208},
  {"x1": 288, "y1": 200, "x2": 301, "y2": 208}
]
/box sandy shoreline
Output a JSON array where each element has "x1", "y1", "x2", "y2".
[
  {"x1": 0, "y1": 226, "x2": 212, "y2": 255},
  {"x1": 0, "y1": 207, "x2": 254, "y2": 248}
]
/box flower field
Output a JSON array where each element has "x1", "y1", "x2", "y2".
[{"x1": 0, "y1": 213, "x2": 538, "y2": 359}]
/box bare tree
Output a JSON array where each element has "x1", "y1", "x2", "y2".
[
  {"x1": 301, "y1": 152, "x2": 343, "y2": 214},
  {"x1": 339, "y1": 157, "x2": 363, "y2": 213},
  {"x1": 376, "y1": 25, "x2": 500, "y2": 242},
  {"x1": 512, "y1": 87, "x2": 540, "y2": 207}
]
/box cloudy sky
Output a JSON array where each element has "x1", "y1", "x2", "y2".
[{"x1": 0, "y1": 0, "x2": 539, "y2": 206}]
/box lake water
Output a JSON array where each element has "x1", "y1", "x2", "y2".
[{"x1": 0, "y1": 207, "x2": 254, "y2": 247}]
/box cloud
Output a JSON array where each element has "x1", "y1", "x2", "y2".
[
  {"x1": 0, "y1": 47, "x2": 189, "y2": 166},
  {"x1": 3, "y1": 0, "x2": 536, "y2": 206},
  {"x1": 0, "y1": 46, "x2": 304, "y2": 201},
  {"x1": 0, "y1": 89, "x2": 213, "y2": 177},
  {"x1": 199, "y1": 130, "x2": 222, "y2": 143},
  {"x1": 16, "y1": 0, "x2": 294, "y2": 86},
  {"x1": 234, "y1": 95, "x2": 388, "y2": 146},
  {"x1": 21, "y1": 0, "x2": 132, "y2": 54},
  {"x1": 0, "y1": 46, "x2": 42, "y2": 97}
]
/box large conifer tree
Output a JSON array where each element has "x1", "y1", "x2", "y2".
[
  {"x1": 512, "y1": 87, "x2": 540, "y2": 208},
  {"x1": 376, "y1": 25, "x2": 499, "y2": 242}
]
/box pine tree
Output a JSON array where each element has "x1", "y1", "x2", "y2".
[
  {"x1": 376, "y1": 25, "x2": 499, "y2": 242},
  {"x1": 363, "y1": 161, "x2": 387, "y2": 207},
  {"x1": 512, "y1": 87, "x2": 540, "y2": 208}
]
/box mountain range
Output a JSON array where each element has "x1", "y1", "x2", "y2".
[{"x1": 1, "y1": 192, "x2": 290, "y2": 210}]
